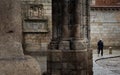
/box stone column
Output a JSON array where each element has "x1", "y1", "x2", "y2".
[
  {"x1": 74, "y1": 0, "x2": 81, "y2": 39},
  {"x1": 82, "y1": 0, "x2": 88, "y2": 45},
  {"x1": 59, "y1": 0, "x2": 70, "y2": 50},
  {"x1": 72, "y1": 0, "x2": 86, "y2": 50},
  {"x1": 0, "y1": 0, "x2": 41, "y2": 75},
  {"x1": 47, "y1": 0, "x2": 93, "y2": 75},
  {"x1": 49, "y1": 1, "x2": 59, "y2": 49},
  {"x1": 87, "y1": 0, "x2": 91, "y2": 48},
  {"x1": 83, "y1": 0, "x2": 87, "y2": 39}
]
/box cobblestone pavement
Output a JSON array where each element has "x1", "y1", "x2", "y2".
[
  {"x1": 96, "y1": 57, "x2": 120, "y2": 74},
  {"x1": 93, "y1": 49, "x2": 120, "y2": 75}
]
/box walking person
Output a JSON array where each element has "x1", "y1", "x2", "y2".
[{"x1": 97, "y1": 39, "x2": 104, "y2": 56}]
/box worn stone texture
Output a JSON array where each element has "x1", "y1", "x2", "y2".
[
  {"x1": 59, "y1": 41, "x2": 70, "y2": 50},
  {"x1": 24, "y1": 34, "x2": 49, "y2": 52},
  {"x1": 22, "y1": 0, "x2": 52, "y2": 52},
  {"x1": 32, "y1": 55, "x2": 47, "y2": 74},
  {"x1": 72, "y1": 40, "x2": 87, "y2": 50},
  {"x1": 47, "y1": 50, "x2": 93, "y2": 75},
  {"x1": 0, "y1": 0, "x2": 23, "y2": 57},
  {"x1": 0, "y1": 56, "x2": 41, "y2": 75},
  {"x1": 95, "y1": 0, "x2": 120, "y2": 6},
  {"x1": 48, "y1": 0, "x2": 92, "y2": 75},
  {"x1": 0, "y1": 0, "x2": 41, "y2": 75}
]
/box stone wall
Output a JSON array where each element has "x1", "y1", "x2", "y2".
[
  {"x1": 90, "y1": 9, "x2": 120, "y2": 48},
  {"x1": 20, "y1": 0, "x2": 52, "y2": 74},
  {"x1": 95, "y1": 0, "x2": 120, "y2": 6},
  {"x1": 21, "y1": 0, "x2": 52, "y2": 52}
]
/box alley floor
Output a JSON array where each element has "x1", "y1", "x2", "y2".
[{"x1": 93, "y1": 49, "x2": 120, "y2": 75}]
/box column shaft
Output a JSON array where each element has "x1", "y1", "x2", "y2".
[
  {"x1": 74, "y1": 0, "x2": 82, "y2": 39},
  {"x1": 59, "y1": 0, "x2": 70, "y2": 50},
  {"x1": 48, "y1": 1, "x2": 59, "y2": 49},
  {"x1": 61, "y1": 0, "x2": 69, "y2": 40},
  {"x1": 72, "y1": 0, "x2": 86, "y2": 50}
]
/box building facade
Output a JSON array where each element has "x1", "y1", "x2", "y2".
[
  {"x1": 21, "y1": 0, "x2": 52, "y2": 53},
  {"x1": 21, "y1": 0, "x2": 52, "y2": 73},
  {"x1": 21, "y1": 0, "x2": 92, "y2": 75},
  {"x1": 90, "y1": 0, "x2": 120, "y2": 48}
]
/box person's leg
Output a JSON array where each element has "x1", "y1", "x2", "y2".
[
  {"x1": 101, "y1": 48, "x2": 103, "y2": 56},
  {"x1": 98, "y1": 48, "x2": 100, "y2": 56}
]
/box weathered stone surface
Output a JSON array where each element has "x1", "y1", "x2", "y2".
[
  {"x1": 72, "y1": 40, "x2": 86, "y2": 50},
  {"x1": 52, "y1": 51, "x2": 62, "y2": 62},
  {"x1": 0, "y1": 0, "x2": 23, "y2": 57},
  {"x1": 24, "y1": 33, "x2": 49, "y2": 52},
  {"x1": 0, "y1": 56, "x2": 41, "y2": 75},
  {"x1": 47, "y1": 50, "x2": 62, "y2": 62},
  {"x1": 22, "y1": 0, "x2": 52, "y2": 52},
  {"x1": 32, "y1": 55, "x2": 47, "y2": 74},
  {"x1": 62, "y1": 51, "x2": 76, "y2": 62},
  {"x1": 0, "y1": 0, "x2": 41, "y2": 75},
  {"x1": 59, "y1": 41, "x2": 70, "y2": 50},
  {"x1": 95, "y1": 0, "x2": 120, "y2": 6},
  {"x1": 48, "y1": 0, "x2": 92, "y2": 75},
  {"x1": 47, "y1": 50, "x2": 92, "y2": 75},
  {"x1": 61, "y1": 0, "x2": 69, "y2": 40}
]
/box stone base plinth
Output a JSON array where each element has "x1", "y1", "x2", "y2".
[
  {"x1": 47, "y1": 50, "x2": 93, "y2": 75},
  {"x1": 48, "y1": 40, "x2": 59, "y2": 49},
  {"x1": 72, "y1": 40, "x2": 86, "y2": 50},
  {"x1": 59, "y1": 41, "x2": 70, "y2": 50},
  {"x1": 0, "y1": 56, "x2": 41, "y2": 75}
]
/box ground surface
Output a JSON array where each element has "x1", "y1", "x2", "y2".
[
  {"x1": 96, "y1": 57, "x2": 120, "y2": 74},
  {"x1": 93, "y1": 49, "x2": 120, "y2": 75}
]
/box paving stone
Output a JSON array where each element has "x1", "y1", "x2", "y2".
[{"x1": 93, "y1": 49, "x2": 120, "y2": 75}]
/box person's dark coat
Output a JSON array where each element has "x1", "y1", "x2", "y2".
[{"x1": 97, "y1": 40, "x2": 104, "y2": 49}]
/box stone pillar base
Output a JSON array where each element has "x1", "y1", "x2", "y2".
[
  {"x1": 47, "y1": 50, "x2": 93, "y2": 75},
  {"x1": 0, "y1": 56, "x2": 41, "y2": 75},
  {"x1": 48, "y1": 40, "x2": 59, "y2": 49},
  {"x1": 72, "y1": 40, "x2": 86, "y2": 50},
  {"x1": 59, "y1": 41, "x2": 70, "y2": 50}
]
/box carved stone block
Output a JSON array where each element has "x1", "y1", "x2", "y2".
[
  {"x1": 59, "y1": 41, "x2": 70, "y2": 50},
  {"x1": 47, "y1": 50, "x2": 92, "y2": 75},
  {"x1": 51, "y1": 51, "x2": 62, "y2": 62},
  {"x1": 62, "y1": 51, "x2": 76, "y2": 62},
  {"x1": 72, "y1": 40, "x2": 86, "y2": 50}
]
